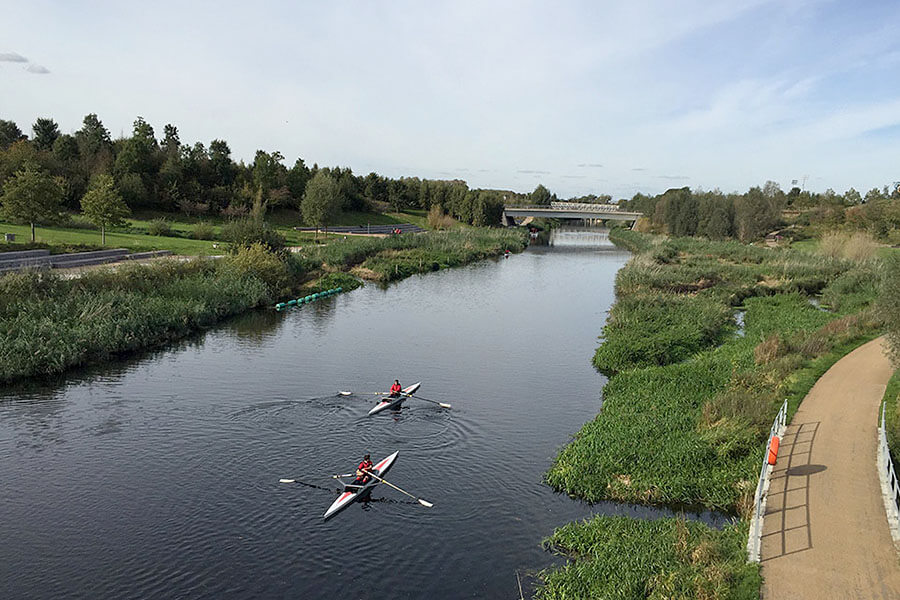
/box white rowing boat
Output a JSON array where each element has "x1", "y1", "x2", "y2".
[
  {"x1": 367, "y1": 382, "x2": 422, "y2": 416},
  {"x1": 323, "y1": 451, "x2": 399, "y2": 520}
]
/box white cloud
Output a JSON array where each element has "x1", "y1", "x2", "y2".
[{"x1": 0, "y1": 52, "x2": 28, "y2": 62}]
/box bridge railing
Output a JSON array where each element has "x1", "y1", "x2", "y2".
[
  {"x1": 878, "y1": 402, "x2": 900, "y2": 546},
  {"x1": 747, "y1": 398, "x2": 787, "y2": 562},
  {"x1": 503, "y1": 203, "x2": 641, "y2": 215}
]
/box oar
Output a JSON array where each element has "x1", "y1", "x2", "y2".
[
  {"x1": 363, "y1": 470, "x2": 434, "y2": 508},
  {"x1": 405, "y1": 393, "x2": 451, "y2": 409},
  {"x1": 279, "y1": 473, "x2": 355, "y2": 484}
]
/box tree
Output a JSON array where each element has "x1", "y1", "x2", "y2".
[
  {"x1": 80, "y1": 174, "x2": 130, "y2": 244},
  {"x1": 0, "y1": 119, "x2": 23, "y2": 149},
  {"x1": 301, "y1": 171, "x2": 340, "y2": 239},
  {"x1": 733, "y1": 186, "x2": 779, "y2": 242},
  {"x1": 32, "y1": 118, "x2": 60, "y2": 150},
  {"x1": 0, "y1": 162, "x2": 63, "y2": 241},
  {"x1": 529, "y1": 184, "x2": 552, "y2": 206},
  {"x1": 75, "y1": 113, "x2": 113, "y2": 177},
  {"x1": 844, "y1": 187, "x2": 862, "y2": 205},
  {"x1": 252, "y1": 150, "x2": 286, "y2": 203},
  {"x1": 864, "y1": 187, "x2": 885, "y2": 204},
  {"x1": 662, "y1": 187, "x2": 698, "y2": 236}
]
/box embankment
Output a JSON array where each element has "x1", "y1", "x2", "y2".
[
  {"x1": 0, "y1": 228, "x2": 528, "y2": 383},
  {"x1": 537, "y1": 229, "x2": 883, "y2": 599}
]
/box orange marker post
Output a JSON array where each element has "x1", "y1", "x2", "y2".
[{"x1": 767, "y1": 436, "x2": 781, "y2": 465}]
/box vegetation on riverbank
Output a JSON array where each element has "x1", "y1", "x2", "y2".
[
  {"x1": 0, "y1": 227, "x2": 527, "y2": 383},
  {"x1": 539, "y1": 229, "x2": 883, "y2": 597},
  {"x1": 538, "y1": 517, "x2": 759, "y2": 600}
]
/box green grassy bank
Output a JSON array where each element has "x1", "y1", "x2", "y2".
[
  {"x1": 884, "y1": 370, "x2": 900, "y2": 463},
  {"x1": 0, "y1": 227, "x2": 527, "y2": 383},
  {"x1": 0, "y1": 209, "x2": 436, "y2": 257},
  {"x1": 538, "y1": 229, "x2": 883, "y2": 599}
]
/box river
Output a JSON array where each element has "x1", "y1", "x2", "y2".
[{"x1": 0, "y1": 228, "x2": 710, "y2": 599}]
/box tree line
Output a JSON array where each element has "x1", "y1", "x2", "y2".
[
  {"x1": 619, "y1": 182, "x2": 900, "y2": 242},
  {"x1": 0, "y1": 114, "x2": 517, "y2": 239}
]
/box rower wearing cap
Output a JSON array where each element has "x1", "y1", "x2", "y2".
[{"x1": 389, "y1": 380, "x2": 402, "y2": 398}]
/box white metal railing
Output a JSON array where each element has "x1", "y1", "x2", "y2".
[
  {"x1": 747, "y1": 399, "x2": 788, "y2": 562},
  {"x1": 877, "y1": 403, "x2": 900, "y2": 547}
]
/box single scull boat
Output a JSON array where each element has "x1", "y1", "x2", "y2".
[
  {"x1": 367, "y1": 382, "x2": 422, "y2": 416},
  {"x1": 324, "y1": 451, "x2": 399, "y2": 520}
]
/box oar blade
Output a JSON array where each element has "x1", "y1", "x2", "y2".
[
  {"x1": 439, "y1": 403, "x2": 452, "y2": 409},
  {"x1": 279, "y1": 478, "x2": 296, "y2": 484},
  {"x1": 418, "y1": 499, "x2": 434, "y2": 508},
  {"x1": 338, "y1": 391, "x2": 352, "y2": 396}
]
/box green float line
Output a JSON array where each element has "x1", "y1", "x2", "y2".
[{"x1": 274, "y1": 288, "x2": 343, "y2": 310}]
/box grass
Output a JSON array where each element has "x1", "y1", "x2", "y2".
[
  {"x1": 0, "y1": 220, "x2": 224, "y2": 255},
  {"x1": 0, "y1": 208, "x2": 437, "y2": 257},
  {"x1": 0, "y1": 259, "x2": 270, "y2": 382},
  {"x1": 539, "y1": 229, "x2": 884, "y2": 597},
  {"x1": 885, "y1": 369, "x2": 900, "y2": 464},
  {"x1": 548, "y1": 232, "x2": 882, "y2": 512},
  {"x1": 538, "y1": 517, "x2": 760, "y2": 600}
]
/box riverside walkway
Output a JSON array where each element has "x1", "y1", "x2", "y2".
[{"x1": 761, "y1": 337, "x2": 900, "y2": 599}]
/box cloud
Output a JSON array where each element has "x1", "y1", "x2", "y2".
[
  {"x1": 631, "y1": 167, "x2": 647, "y2": 171},
  {"x1": 25, "y1": 64, "x2": 50, "y2": 74},
  {"x1": 517, "y1": 169, "x2": 551, "y2": 174},
  {"x1": 658, "y1": 175, "x2": 691, "y2": 180},
  {"x1": 0, "y1": 52, "x2": 28, "y2": 63},
  {"x1": 577, "y1": 163, "x2": 603, "y2": 168},
  {"x1": 561, "y1": 174, "x2": 587, "y2": 179}
]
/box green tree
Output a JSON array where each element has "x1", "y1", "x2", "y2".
[
  {"x1": 80, "y1": 174, "x2": 131, "y2": 244},
  {"x1": 32, "y1": 118, "x2": 60, "y2": 151},
  {"x1": 844, "y1": 187, "x2": 862, "y2": 205},
  {"x1": 252, "y1": 150, "x2": 286, "y2": 202},
  {"x1": 75, "y1": 113, "x2": 113, "y2": 177},
  {"x1": 662, "y1": 187, "x2": 698, "y2": 236},
  {"x1": 529, "y1": 184, "x2": 552, "y2": 206},
  {"x1": 301, "y1": 171, "x2": 340, "y2": 239},
  {"x1": 0, "y1": 119, "x2": 23, "y2": 150},
  {"x1": 0, "y1": 162, "x2": 63, "y2": 241}
]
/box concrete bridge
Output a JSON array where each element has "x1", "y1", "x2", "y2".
[{"x1": 501, "y1": 202, "x2": 643, "y2": 227}]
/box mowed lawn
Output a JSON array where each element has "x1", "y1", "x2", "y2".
[{"x1": 0, "y1": 209, "x2": 434, "y2": 256}]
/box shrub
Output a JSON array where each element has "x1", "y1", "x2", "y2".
[
  {"x1": 192, "y1": 222, "x2": 216, "y2": 240},
  {"x1": 221, "y1": 218, "x2": 286, "y2": 255},
  {"x1": 427, "y1": 204, "x2": 456, "y2": 230},
  {"x1": 220, "y1": 242, "x2": 294, "y2": 298},
  {"x1": 818, "y1": 231, "x2": 879, "y2": 262},
  {"x1": 147, "y1": 218, "x2": 172, "y2": 237}
]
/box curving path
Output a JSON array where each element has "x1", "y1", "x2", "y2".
[{"x1": 761, "y1": 337, "x2": 900, "y2": 599}]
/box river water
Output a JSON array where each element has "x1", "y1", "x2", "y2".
[{"x1": 0, "y1": 229, "x2": 712, "y2": 599}]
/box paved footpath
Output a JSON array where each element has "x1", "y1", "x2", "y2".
[{"x1": 761, "y1": 337, "x2": 900, "y2": 599}]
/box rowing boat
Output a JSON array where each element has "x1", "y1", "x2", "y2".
[
  {"x1": 367, "y1": 381, "x2": 422, "y2": 416},
  {"x1": 323, "y1": 450, "x2": 399, "y2": 520}
]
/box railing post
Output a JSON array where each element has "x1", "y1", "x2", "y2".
[{"x1": 877, "y1": 402, "x2": 900, "y2": 549}]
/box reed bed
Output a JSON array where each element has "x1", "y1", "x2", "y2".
[
  {"x1": 538, "y1": 517, "x2": 760, "y2": 600},
  {"x1": 0, "y1": 261, "x2": 269, "y2": 382}
]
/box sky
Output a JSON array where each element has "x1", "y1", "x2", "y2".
[{"x1": 2, "y1": 0, "x2": 899, "y2": 199}]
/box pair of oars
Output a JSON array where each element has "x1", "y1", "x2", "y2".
[
  {"x1": 279, "y1": 471, "x2": 433, "y2": 507},
  {"x1": 338, "y1": 390, "x2": 451, "y2": 409}
]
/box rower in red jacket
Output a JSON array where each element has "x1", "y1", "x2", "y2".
[
  {"x1": 389, "y1": 380, "x2": 402, "y2": 398},
  {"x1": 350, "y1": 454, "x2": 374, "y2": 490}
]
